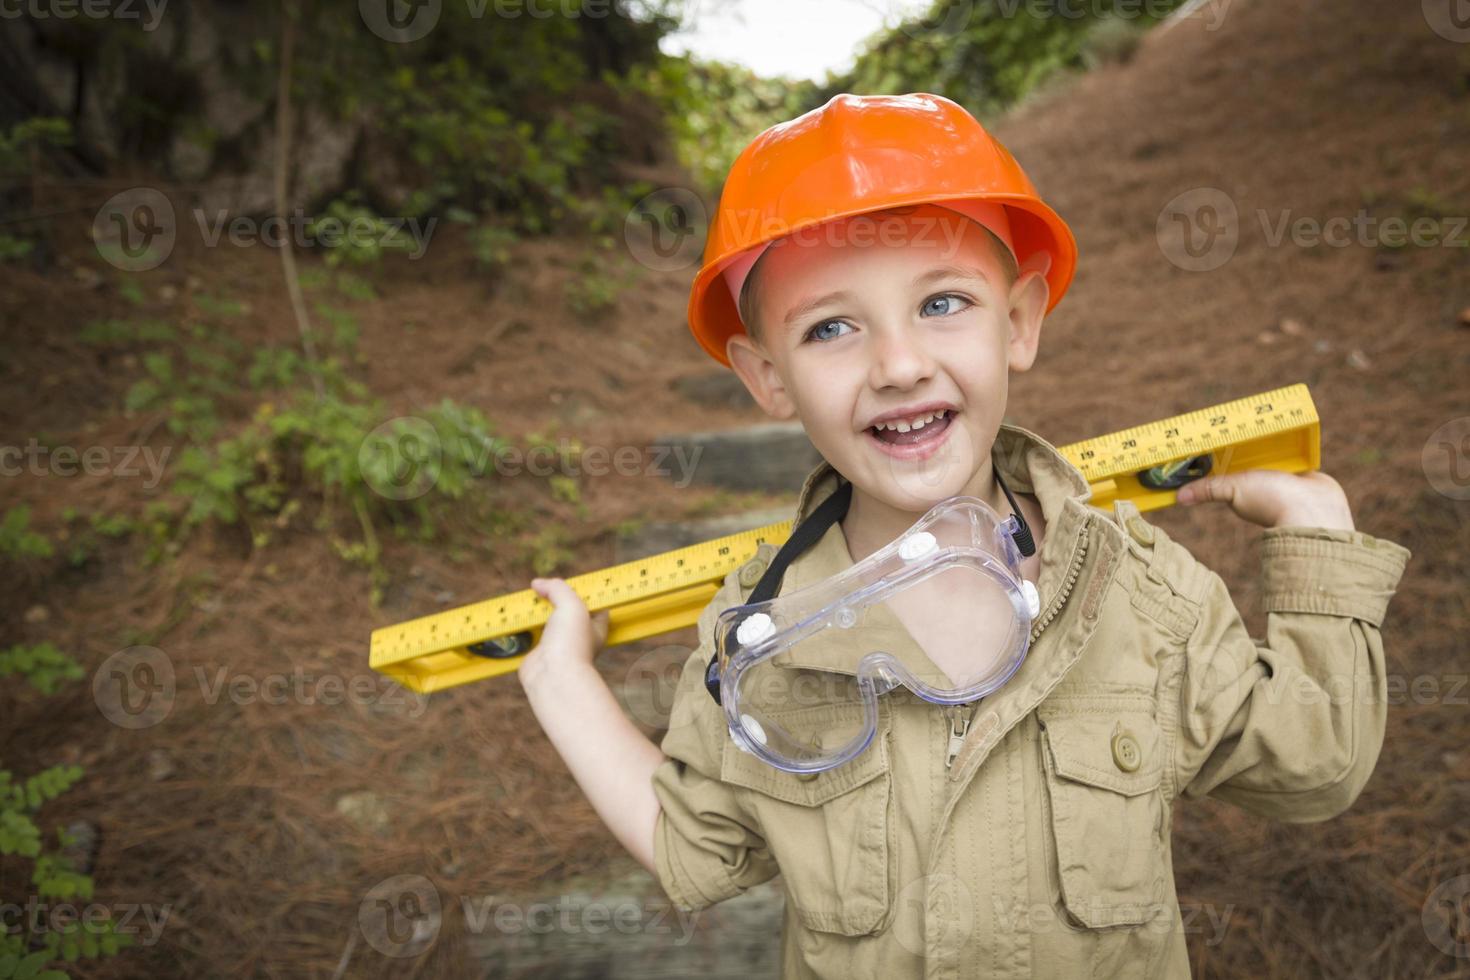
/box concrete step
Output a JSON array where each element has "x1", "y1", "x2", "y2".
[
  {"x1": 466, "y1": 864, "x2": 784, "y2": 979},
  {"x1": 650, "y1": 422, "x2": 823, "y2": 493}
]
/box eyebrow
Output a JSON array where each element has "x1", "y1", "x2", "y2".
[{"x1": 779, "y1": 264, "x2": 992, "y2": 332}]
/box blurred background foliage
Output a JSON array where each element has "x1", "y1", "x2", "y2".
[{"x1": 2, "y1": 0, "x2": 1189, "y2": 242}]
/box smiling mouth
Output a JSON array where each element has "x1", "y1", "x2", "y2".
[{"x1": 867, "y1": 409, "x2": 956, "y2": 447}]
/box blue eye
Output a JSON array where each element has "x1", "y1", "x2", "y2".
[
  {"x1": 923, "y1": 293, "x2": 973, "y2": 317},
  {"x1": 804, "y1": 319, "x2": 854, "y2": 343}
]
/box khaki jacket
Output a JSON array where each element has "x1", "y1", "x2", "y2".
[{"x1": 650, "y1": 422, "x2": 1411, "y2": 979}]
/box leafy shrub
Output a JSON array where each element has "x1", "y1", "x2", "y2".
[
  {"x1": 0, "y1": 508, "x2": 52, "y2": 561},
  {"x1": 1, "y1": 648, "x2": 135, "y2": 975}
]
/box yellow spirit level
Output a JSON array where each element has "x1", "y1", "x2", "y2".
[{"x1": 371, "y1": 384, "x2": 1318, "y2": 694}]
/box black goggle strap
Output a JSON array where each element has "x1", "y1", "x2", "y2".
[
  {"x1": 703, "y1": 477, "x2": 853, "y2": 705},
  {"x1": 701, "y1": 467, "x2": 1033, "y2": 705}
]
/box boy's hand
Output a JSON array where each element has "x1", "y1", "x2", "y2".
[
  {"x1": 517, "y1": 577, "x2": 611, "y2": 691},
  {"x1": 1174, "y1": 469, "x2": 1355, "y2": 531}
]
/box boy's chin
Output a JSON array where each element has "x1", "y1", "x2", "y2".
[{"x1": 852, "y1": 458, "x2": 980, "y2": 514}]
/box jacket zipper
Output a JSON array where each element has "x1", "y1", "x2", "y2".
[
  {"x1": 942, "y1": 523, "x2": 1092, "y2": 771},
  {"x1": 944, "y1": 702, "x2": 973, "y2": 769}
]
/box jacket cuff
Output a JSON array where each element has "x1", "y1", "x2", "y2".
[
  {"x1": 652, "y1": 804, "x2": 739, "y2": 913},
  {"x1": 1259, "y1": 525, "x2": 1411, "y2": 627}
]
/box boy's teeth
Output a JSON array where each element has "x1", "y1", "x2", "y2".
[{"x1": 874, "y1": 409, "x2": 947, "y2": 432}]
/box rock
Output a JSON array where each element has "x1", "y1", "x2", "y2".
[
  {"x1": 1256, "y1": 330, "x2": 1277, "y2": 345},
  {"x1": 1346, "y1": 349, "x2": 1372, "y2": 371},
  {"x1": 1279, "y1": 318, "x2": 1305, "y2": 336},
  {"x1": 24, "y1": 605, "x2": 49, "y2": 624},
  {"x1": 72, "y1": 266, "x2": 103, "y2": 290},
  {"x1": 1313, "y1": 339, "x2": 1332, "y2": 353},
  {"x1": 650, "y1": 422, "x2": 823, "y2": 493},
  {"x1": 61, "y1": 821, "x2": 101, "y2": 876},
  {"x1": 336, "y1": 791, "x2": 391, "y2": 836},
  {"x1": 466, "y1": 863, "x2": 783, "y2": 979},
  {"x1": 147, "y1": 749, "x2": 176, "y2": 781}
]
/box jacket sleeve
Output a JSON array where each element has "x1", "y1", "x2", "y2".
[
  {"x1": 1174, "y1": 524, "x2": 1412, "y2": 822},
  {"x1": 650, "y1": 569, "x2": 780, "y2": 912}
]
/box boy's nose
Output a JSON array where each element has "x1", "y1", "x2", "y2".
[{"x1": 868, "y1": 325, "x2": 937, "y2": 391}]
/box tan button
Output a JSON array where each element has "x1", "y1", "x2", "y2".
[
  {"x1": 1125, "y1": 515, "x2": 1155, "y2": 548},
  {"x1": 1112, "y1": 731, "x2": 1142, "y2": 772},
  {"x1": 795, "y1": 769, "x2": 820, "y2": 782},
  {"x1": 738, "y1": 559, "x2": 766, "y2": 588}
]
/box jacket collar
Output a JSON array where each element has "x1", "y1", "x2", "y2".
[{"x1": 767, "y1": 422, "x2": 1112, "y2": 677}]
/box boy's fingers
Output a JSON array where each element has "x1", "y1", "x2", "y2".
[
  {"x1": 531, "y1": 577, "x2": 586, "y2": 612},
  {"x1": 1178, "y1": 475, "x2": 1237, "y2": 505}
]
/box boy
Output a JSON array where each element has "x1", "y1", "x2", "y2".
[{"x1": 517, "y1": 93, "x2": 1412, "y2": 978}]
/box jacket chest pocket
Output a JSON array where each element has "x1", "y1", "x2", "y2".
[
  {"x1": 1037, "y1": 699, "x2": 1168, "y2": 929},
  {"x1": 719, "y1": 705, "x2": 892, "y2": 937}
]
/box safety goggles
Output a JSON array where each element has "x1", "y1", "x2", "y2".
[{"x1": 703, "y1": 475, "x2": 1039, "y2": 774}]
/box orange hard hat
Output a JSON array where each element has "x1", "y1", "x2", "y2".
[{"x1": 685, "y1": 92, "x2": 1078, "y2": 369}]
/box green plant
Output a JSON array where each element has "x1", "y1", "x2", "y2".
[
  {"x1": 1079, "y1": 15, "x2": 1148, "y2": 69},
  {"x1": 567, "y1": 239, "x2": 640, "y2": 317},
  {"x1": 469, "y1": 223, "x2": 521, "y2": 272},
  {"x1": 309, "y1": 196, "x2": 422, "y2": 267},
  {"x1": 2, "y1": 647, "x2": 136, "y2": 974},
  {"x1": 169, "y1": 391, "x2": 519, "y2": 603},
  {"x1": 0, "y1": 507, "x2": 53, "y2": 560},
  {"x1": 829, "y1": 0, "x2": 1191, "y2": 127},
  {"x1": 78, "y1": 318, "x2": 176, "y2": 346},
  {"x1": 0, "y1": 644, "x2": 83, "y2": 695},
  {"x1": 0, "y1": 233, "x2": 33, "y2": 264},
  {"x1": 526, "y1": 525, "x2": 574, "y2": 576}
]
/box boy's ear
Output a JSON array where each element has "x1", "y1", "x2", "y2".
[
  {"x1": 726, "y1": 333, "x2": 797, "y2": 420},
  {"x1": 1005, "y1": 268, "x2": 1049, "y2": 374}
]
